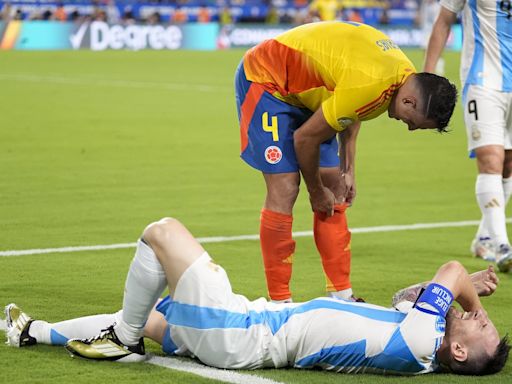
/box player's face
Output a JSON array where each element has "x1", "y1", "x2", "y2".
[
  {"x1": 388, "y1": 101, "x2": 437, "y2": 131},
  {"x1": 446, "y1": 307, "x2": 500, "y2": 356}
]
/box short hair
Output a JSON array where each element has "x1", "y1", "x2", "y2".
[
  {"x1": 414, "y1": 72, "x2": 458, "y2": 132},
  {"x1": 450, "y1": 336, "x2": 510, "y2": 376}
]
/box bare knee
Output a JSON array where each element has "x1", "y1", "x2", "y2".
[
  {"x1": 142, "y1": 217, "x2": 183, "y2": 248},
  {"x1": 263, "y1": 173, "x2": 300, "y2": 213},
  {"x1": 475, "y1": 146, "x2": 505, "y2": 174}
]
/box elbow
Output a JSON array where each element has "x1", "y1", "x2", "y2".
[{"x1": 440, "y1": 260, "x2": 465, "y2": 275}]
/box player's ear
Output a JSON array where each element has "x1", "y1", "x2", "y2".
[{"x1": 450, "y1": 341, "x2": 468, "y2": 362}]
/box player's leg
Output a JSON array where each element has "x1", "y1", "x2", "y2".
[
  {"x1": 4, "y1": 303, "x2": 121, "y2": 347},
  {"x1": 314, "y1": 164, "x2": 354, "y2": 300},
  {"x1": 113, "y1": 218, "x2": 204, "y2": 343},
  {"x1": 65, "y1": 218, "x2": 205, "y2": 361},
  {"x1": 502, "y1": 150, "x2": 512, "y2": 202},
  {"x1": 465, "y1": 86, "x2": 509, "y2": 265},
  {"x1": 261, "y1": 172, "x2": 300, "y2": 302},
  {"x1": 236, "y1": 61, "x2": 310, "y2": 302},
  {"x1": 497, "y1": 95, "x2": 512, "y2": 271}
]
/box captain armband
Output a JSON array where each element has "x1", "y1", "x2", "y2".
[{"x1": 414, "y1": 283, "x2": 454, "y2": 318}]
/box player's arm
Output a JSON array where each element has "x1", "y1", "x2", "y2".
[
  {"x1": 294, "y1": 107, "x2": 339, "y2": 216},
  {"x1": 392, "y1": 265, "x2": 499, "y2": 308},
  {"x1": 337, "y1": 121, "x2": 360, "y2": 205},
  {"x1": 425, "y1": 260, "x2": 483, "y2": 313},
  {"x1": 423, "y1": 6, "x2": 458, "y2": 72}
]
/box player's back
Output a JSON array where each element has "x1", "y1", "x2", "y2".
[{"x1": 242, "y1": 21, "x2": 415, "y2": 127}]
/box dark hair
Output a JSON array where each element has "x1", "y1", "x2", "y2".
[
  {"x1": 415, "y1": 72, "x2": 458, "y2": 132},
  {"x1": 450, "y1": 335, "x2": 510, "y2": 376}
]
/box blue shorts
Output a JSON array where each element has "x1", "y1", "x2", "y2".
[{"x1": 235, "y1": 61, "x2": 339, "y2": 174}]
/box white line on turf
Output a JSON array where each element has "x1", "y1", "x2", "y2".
[
  {"x1": 0, "y1": 74, "x2": 232, "y2": 93},
  {"x1": 0, "y1": 325, "x2": 279, "y2": 384},
  {"x1": 147, "y1": 356, "x2": 283, "y2": 384},
  {"x1": 3, "y1": 218, "x2": 511, "y2": 257}
]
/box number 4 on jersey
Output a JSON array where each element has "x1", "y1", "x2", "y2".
[{"x1": 262, "y1": 112, "x2": 279, "y2": 141}]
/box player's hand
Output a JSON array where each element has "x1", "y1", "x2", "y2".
[
  {"x1": 342, "y1": 172, "x2": 356, "y2": 205},
  {"x1": 470, "y1": 265, "x2": 499, "y2": 297},
  {"x1": 309, "y1": 186, "x2": 336, "y2": 216}
]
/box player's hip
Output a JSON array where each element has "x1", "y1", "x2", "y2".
[{"x1": 462, "y1": 85, "x2": 512, "y2": 150}]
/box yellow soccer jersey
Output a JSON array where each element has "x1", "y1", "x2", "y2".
[{"x1": 243, "y1": 21, "x2": 416, "y2": 131}]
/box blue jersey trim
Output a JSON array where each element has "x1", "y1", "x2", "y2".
[
  {"x1": 50, "y1": 329, "x2": 68, "y2": 345},
  {"x1": 161, "y1": 325, "x2": 177, "y2": 355},
  {"x1": 296, "y1": 328, "x2": 425, "y2": 373},
  {"x1": 156, "y1": 295, "x2": 172, "y2": 315},
  {"x1": 466, "y1": 0, "x2": 484, "y2": 86},
  {"x1": 497, "y1": 1, "x2": 512, "y2": 91},
  {"x1": 164, "y1": 299, "x2": 406, "y2": 334}
]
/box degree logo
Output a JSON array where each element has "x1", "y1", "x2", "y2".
[{"x1": 265, "y1": 146, "x2": 282, "y2": 164}]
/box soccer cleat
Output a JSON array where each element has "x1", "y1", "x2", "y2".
[
  {"x1": 65, "y1": 325, "x2": 146, "y2": 363},
  {"x1": 496, "y1": 244, "x2": 512, "y2": 273},
  {"x1": 470, "y1": 237, "x2": 496, "y2": 262},
  {"x1": 4, "y1": 303, "x2": 37, "y2": 347}
]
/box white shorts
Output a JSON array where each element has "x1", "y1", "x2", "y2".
[
  {"x1": 162, "y1": 252, "x2": 276, "y2": 369},
  {"x1": 463, "y1": 85, "x2": 512, "y2": 151}
]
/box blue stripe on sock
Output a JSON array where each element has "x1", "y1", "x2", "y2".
[{"x1": 50, "y1": 329, "x2": 69, "y2": 345}]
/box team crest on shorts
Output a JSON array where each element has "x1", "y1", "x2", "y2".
[
  {"x1": 265, "y1": 146, "x2": 282, "y2": 164},
  {"x1": 471, "y1": 125, "x2": 481, "y2": 141}
]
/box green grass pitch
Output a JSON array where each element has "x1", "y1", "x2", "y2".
[{"x1": 0, "y1": 48, "x2": 511, "y2": 383}]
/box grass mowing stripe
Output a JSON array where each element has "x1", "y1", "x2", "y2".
[
  {"x1": 147, "y1": 356, "x2": 284, "y2": 384},
  {"x1": 0, "y1": 73, "x2": 232, "y2": 93},
  {"x1": 3, "y1": 218, "x2": 510, "y2": 257}
]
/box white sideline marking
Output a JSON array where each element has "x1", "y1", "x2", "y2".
[
  {"x1": 147, "y1": 356, "x2": 283, "y2": 384},
  {"x1": 0, "y1": 74, "x2": 231, "y2": 93},
  {"x1": 0, "y1": 323, "x2": 279, "y2": 384},
  {"x1": 2, "y1": 218, "x2": 511, "y2": 258}
]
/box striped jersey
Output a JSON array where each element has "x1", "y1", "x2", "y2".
[
  {"x1": 242, "y1": 21, "x2": 416, "y2": 131},
  {"x1": 441, "y1": 0, "x2": 512, "y2": 91},
  {"x1": 159, "y1": 254, "x2": 450, "y2": 375}
]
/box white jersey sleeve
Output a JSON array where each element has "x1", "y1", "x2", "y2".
[
  {"x1": 394, "y1": 283, "x2": 453, "y2": 373},
  {"x1": 440, "y1": 0, "x2": 466, "y2": 14}
]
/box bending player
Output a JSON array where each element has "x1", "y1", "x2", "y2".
[
  {"x1": 236, "y1": 21, "x2": 458, "y2": 303},
  {"x1": 5, "y1": 217, "x2": 510, "y2": 375}
]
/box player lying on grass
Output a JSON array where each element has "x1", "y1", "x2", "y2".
[{"x1": 5, "y1": 217, "x2": 510, "y2": 375}]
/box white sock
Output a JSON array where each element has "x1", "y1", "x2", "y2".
[
  {"x1": 475, "y1": 219, "x2": 490, "y2": 239},
  {"x1": 115, "y1": 239, "x2": 167, "y2": 345},
  {"x1": 503, "y1": 177, "x2": 512, "y2": 204},
  {"x1": 29, "y1": 312, "x2": 120, "y2": 345},
  {"x1": 328, "y1": 288, "x2": 353, "y2": 300},
  {"x1": 476, "y1": 174, "x2": 509, "y2": 246}
]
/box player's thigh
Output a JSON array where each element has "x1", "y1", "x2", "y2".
[{"x1": 463, "y1": 85, "x2": 508, "y2": 151}]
